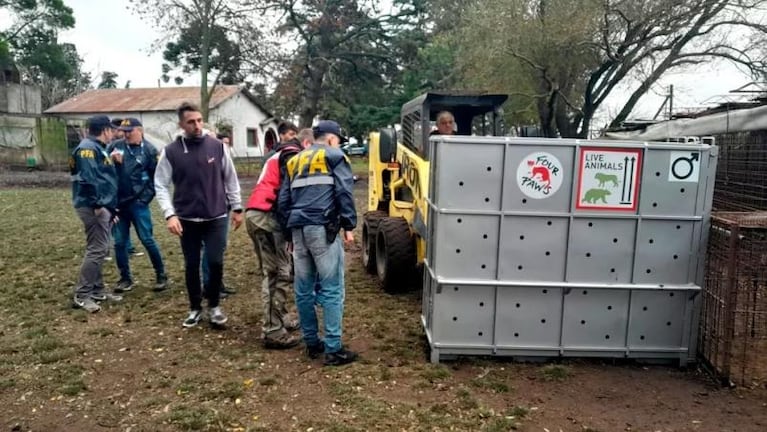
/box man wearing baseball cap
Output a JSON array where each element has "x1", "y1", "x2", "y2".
[
  {"x1": 277, "y1": 119, "x2": 357, "y2": 366},
  {"x1": 108, "y1": 118, "x2": 168, "y2": 293},
  {"x1": 70, "y1": 115, "x2": 121, "y2": 312}
]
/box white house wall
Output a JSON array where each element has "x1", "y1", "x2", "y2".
[
  {"x1": 209, "y1": 93, "x2": 278, "y2": 158},
  {"x1": 54, "y1": 112, "x2": 183, "y2": 148}
]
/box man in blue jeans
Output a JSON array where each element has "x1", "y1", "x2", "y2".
[
  {"x1": 108, "y1": 118, "x2": 168, "y2": 292},
  {"x1": 278, "y1": 120, "x2": 357, "y2": 366}
]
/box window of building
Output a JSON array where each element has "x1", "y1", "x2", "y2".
[{"x1": 246, "y1": 128, "x2": 260, "y2": 148}]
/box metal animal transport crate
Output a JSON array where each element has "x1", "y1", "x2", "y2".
[
  {"x1": 422, "y1": 136, "x2": 718, "y2": 364},
  {"x1": 699, "y1": 212, "x2": 767, "y2": 386}
]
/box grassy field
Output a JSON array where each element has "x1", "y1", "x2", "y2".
[{"x1": 0, "y1": 166, "x2": 766, "y2": 432}]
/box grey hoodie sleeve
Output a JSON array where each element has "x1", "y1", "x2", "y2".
[
  {"x1": 221, "y1": 143, "x2": 242, "y2": 211},
  {"x1": 154, "y1": 147, "x2": 176, "y2": 219}
]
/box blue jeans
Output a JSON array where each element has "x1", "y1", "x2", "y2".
[
  {"x1": 113, "y1": 201, "x2": 166, "y2": 282},
  {"x1": 202, "y1": 214, "x2": 229, "y2": 288},
  {"x1": 292, "y1": 225, "x2": 345, "y2": 354}
]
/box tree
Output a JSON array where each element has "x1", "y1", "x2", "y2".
[
  {"x1": 31, "y1": 42, "x2": 92, "y2": 108},
  {"x1": 259, "y1": 0, "x2": 425, "y2": 127},
  {"x1": 129, "y1": 0, "x2": 269, "y2": 121},
  {"x1": 97, "y1": 71, "x2": 118, "y2": 89},
  {"x1": 453, "y1": 0, "x2": 767, "y2": 138},
  {"x1": 0, "y1": 0, "x2": 76, "y2": 82}
]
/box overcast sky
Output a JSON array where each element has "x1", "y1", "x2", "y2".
[{"x1": 55, "y1": 0, "x2": 757, "y2": 125}]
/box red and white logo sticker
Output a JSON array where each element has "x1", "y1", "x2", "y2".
[{"x1": 516, "y1": 152, "x2": 564, "y2": 199}]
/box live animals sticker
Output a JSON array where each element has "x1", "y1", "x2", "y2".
[{"x1": 516, "y1": 152, "x2": 564, "y2": 199}]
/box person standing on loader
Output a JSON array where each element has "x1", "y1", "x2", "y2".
[{"x1": 278, "y1": 120, "x2": 358, "y2": 366}]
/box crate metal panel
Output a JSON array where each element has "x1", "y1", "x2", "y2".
[
  {"x1": 496, "y1": 287, "x2": 562, "y2": 347},
  {"x1": 431, "y1": 214, "x2": 500, "y2": 279},
  {"x1": 499, "y1": 216, "x2": 569, "y2": 281},
  {"x1": 566, "y1": 218, "x2": 637, "y2": 283},
  {"x1": 432, "y1": 285, "x2": 495, "y2": 346},
  {"x1": 633, "y1": 220, "x2": 695, "y2": 284},
  {"x1": 639, "y1": 149, "x2": 700, "y2": 216},
  {"x1": 504, "y1": 145, "x2": 575, "y2": 213},
  {"x1": 432, "y1": 141, "x2": 504, "y2": 210},
  {"x1": 628, "y1": 290, "x2": 688, "y2": 349},
  {"x1": 562, "y1": 289, "x2": 630, "y2": 348}
]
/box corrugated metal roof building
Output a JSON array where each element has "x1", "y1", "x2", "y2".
[{"x1": 45, "y1": 85, "x2": 279, "y2": 157}]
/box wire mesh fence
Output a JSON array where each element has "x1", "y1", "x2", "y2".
[
  {"x1": 700, "y1": 212, "x2": 767, "y2": 386},
  {"x1": 712, "y1": 131, "x2": 767, "y2": 211}
]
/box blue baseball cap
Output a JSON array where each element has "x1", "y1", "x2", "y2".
[
  {"x1": 118, "y1": 117, "x2": 143, "y2": 131},
  {"x1": 313, "y1": 120, "x2": 348, "y2": 143},
  {"x1": 87, "y1": 115, "x2": 116, "y2": 132}
]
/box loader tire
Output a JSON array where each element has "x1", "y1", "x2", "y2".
[
  {"x1": 362, "y1": 211, "x2": 388, "y2": 274},
  {"x1": 375, "y1": 217, "x2": 416, "y2": 293}
]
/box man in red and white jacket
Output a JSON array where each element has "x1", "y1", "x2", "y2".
[{"x1": 245, "y1": 127, "x2": 313, "y2": 349}]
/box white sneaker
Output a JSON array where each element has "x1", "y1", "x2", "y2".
[
  {"x1": 182, "y1": 310, "x2": 203, "y2": 328},
  {"x1": 209, "y1": 307, "x2": 228, "y2": 326}
]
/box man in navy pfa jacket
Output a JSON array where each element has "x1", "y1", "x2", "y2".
[
  {"x1": 278, "y1": 120, "x2": 357, "y2": 366},
  {"x1": 70, "y1": 115, "x2": 121, "y2": 313},
  {"x1": 108, "y1": 118, "x2": 168, "y2": 293},
  {"x1": 155, "y1": 102, "x2": 243, "y2": 328}
]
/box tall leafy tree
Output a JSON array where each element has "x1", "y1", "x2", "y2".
[
  {"x1": 453, "y1": 0, "x2": 767, "y2": 138},
  {"x1": 97, "y1": 71, "x2": 119, "y2": 89},
  {"x1": 129, "y1": 0, "x2": 270, "y2": 120}
]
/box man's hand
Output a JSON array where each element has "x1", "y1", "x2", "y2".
[
  {"x1": 231, "y1": 211, "x2": 244, "y2": 230},
  {"x1": 286, "y1": 242, "x2": 293, "y2": 254},
  {"x1": 167, "y1": 216, "x2": 183, "y2": 236},
  {"x1": 110, "y1": 150, "x2": 124, "y2": 164},
  {"x1": 343, "y1": 230, "x2": 354, "y2": 246}
]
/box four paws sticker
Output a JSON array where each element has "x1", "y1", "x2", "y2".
[{"x1": 516, "y1": 152, "x2": 564, "y2": 199}]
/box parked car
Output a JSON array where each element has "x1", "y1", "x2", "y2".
[{"x1": 341, "y1": 141, "x2": 367, "y2": 156}]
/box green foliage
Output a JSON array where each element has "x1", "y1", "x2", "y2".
[{"x1": 97, "y1": 71, "x2": 118, "y2": 89}]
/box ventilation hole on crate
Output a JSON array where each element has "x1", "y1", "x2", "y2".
[
  {"x1": 660, "y1": 284, "x2": 665, "y2": 288},
  {"x1": 518, "y1": 265, "x2": 523, "y2": 270},
  {"x1": 456, "y1": 249, "x2": 461, "y2": 254},
  {"x1": 652, "y1": 202, "x2": 658, "y2": 208},
  {"x1": 547, "y1": 221, "x2": 553, "y2": 226},
  {"x1": 459, "y1": 181, "x2": 464, "y2": 186},
  {"x1": 478, "y1": 332, "x2": 484, "y2": 336},
  {"x1": 481, "y1": 264, "x2": 486, "y2": 269},
  {"x1": 581, "y1": 320, "x2": 586, "y2": 325},
  {"x1": 646, "y1": 269, "x2": 652, "y2": 274},
  {"x1": 454, "y1": 287, "x2": 459, "y2": 291},
  {"x1": 640, "y1": 335, "x2": 645, "y2": 340},
  {"x1": 514, "y1": 333, "x2": 519, "y2": 337},
  {"x1": 483, "y1": 234, "x2": 488, "y2": 239},
  {"x1": 673, "y1": 255, "x2": 679, "y2": 260},
  {"x1": 680, "y1": 188, "x2": 685, "y2": 193},
  {"x1": 649, "y1": 239, "x2": 654, "y2": 244},
  {"x1": 676, "y1": 225, "x2": 681, "y2": 230},
  {"x1": 613, "y1": 238, "x2": 618, "y2": 243},
  {"x1": 452, "y1": 317, "x2": 457, "y2": 321},
  {"x1": 588, "y1": 222, "x2": 594, "y2": 227},
  {"x1": 607, "y1": 305, "x2": 613, "y2": 310},
  {"x1": 457, "y1": 218, "x2": 462, "y2": 223},
  {"x1": 669, "y1": 292, "x2": 675, "y2": 297},
  {"x1": 542, "y1": 289, "x2": 548, "y2": 294},
  {"x1": 516, "y1": 303, "x2": 521, "y2": 308},
  {"x1": 520, "y1": 235, "x2": 525, "y2": 240},
  {"x1": 586, "y1": 252, "x2": 591, "y2": 257},
  {"x1": 522, "y1": 198, "x2": 528, "y2": 204},
  {"x1": 541, "y1": 319, "x2": 546, "y2": 324},
  {"x1": 666, "y1": 321, "x2": 672, "y2": 326},
  {"x1": 655, "y1": 171, "x2": 661, "y2": 177},
  {"x1": 605, "y1": 335, "x2": 611, "y2": 340},
  {"x1": 479, "y1": 302, "x2": 484, "y2": 307},
  {"x1": 545, "y1": 251, "x2": 551, "y2": 256},
  {"x1": 583, "y1": 290, "x2": 588, "y2": 295},
  {"x1": 610, "y1": 268, "x2": 616, "y2": 273},
  {"x1": 484, "y1": 197, "x2": 490, "y2": 203},
  {"x1": 486, "y1": 166, "x2": 492, "y2": 172}
]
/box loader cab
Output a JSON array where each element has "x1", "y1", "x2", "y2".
[{"x1": 400, "y1": 92, "x2": 509, "y2": 159}]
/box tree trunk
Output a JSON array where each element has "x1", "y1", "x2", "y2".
[
  {"x1": 199, "y1": 2, "x2": 212, "y2": 121},
  {"x1": 299, "y1": 62, "x2": 328, "y2": 127}
]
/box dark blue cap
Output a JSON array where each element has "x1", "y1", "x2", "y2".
[
  {"x1": 117, "y1": 117, "x2": 143, "y2": 131},
  {"x1": 313, "y1": 120, "x2": 348, "y2": 143},
  {"x1": 87, "y1": 115, "x2": 116, "y2": 132}
]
